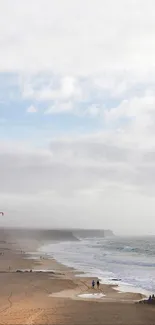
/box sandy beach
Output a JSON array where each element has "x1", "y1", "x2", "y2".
[{"x1": 0, "y1": 228, "x2": 154, "y2": 325}]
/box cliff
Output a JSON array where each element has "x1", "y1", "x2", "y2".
[
  {"x1": 1, "y1": 227, "x2": 114, "y2": 242},
  {"x1": 73, "y1": 229, "x2": 114, "y2": 238}
]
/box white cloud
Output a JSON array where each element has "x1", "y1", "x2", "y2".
[
  {"x1": 0, "y1": 0, "x2": 154, "y2": 76},
  {"x1": 83, "y1": 104, "x2": 104, "y2": 117},
  {"x1": 1, "y1": 0, "x2": 155, "y2": 234},
  {"x1": 45, "y1": 101, "x2": 73, "y2": 114},
  {"x1": 105, "y1": 95, "x2": 155, "y2": 122},
  {"x1": 27, "y1": 105, "x2": 38, "y2": 113},
  {"x1": 1, "y1": 119, "x2": 155, "y2": 234},
  {"x1": 19, "y1": 69, "x2": 155, "y2": 119},
  {"x1": 103, "y1": 95, "x2": 155, "y2": 151},
  {"x1": 22, "y1": 76, "x2": 82, "y2": 101}
]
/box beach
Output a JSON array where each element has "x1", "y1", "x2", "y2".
[{"x1": 0, "y1": 228, "x2": 155, "y2": 325}]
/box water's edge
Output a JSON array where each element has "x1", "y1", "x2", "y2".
[{"x1": 38, "y1": 238, "x2": 154, "y2": 297}]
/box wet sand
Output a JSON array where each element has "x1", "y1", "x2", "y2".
[{"x1": 0, "y1": 228, "x2": 154, "y2": 325}]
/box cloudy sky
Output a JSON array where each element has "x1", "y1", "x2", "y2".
[{"x1": 1, "y1": 0, "x2": 155, "y2": 234}]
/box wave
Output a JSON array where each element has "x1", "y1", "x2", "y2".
[
  {"x1": 91, "y1": 237, "x2": 155, "y2": 256},
  {"x1": 39, "y1": 236, "x2": 155, "y2": 292},
  {"x1": 106, "y1": 257, "x2": 155, "y2": 267}
]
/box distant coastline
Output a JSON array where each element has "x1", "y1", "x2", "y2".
[{"x1": 0, "y1": 227, "x2": 114, "y2": 243}]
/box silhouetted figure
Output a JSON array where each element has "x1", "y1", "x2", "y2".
[
  {"x1": 92, "y1": 280, "x2": 95, "y2": 288},
  {"x1": 97, "y1": 279, "x2": 100, "y2": 289}
]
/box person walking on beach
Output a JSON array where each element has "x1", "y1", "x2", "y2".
[
  {"x1": 97, "y1": 279, "x2": 100, "y2": 289},
  {"x1": 92, "y1": 280, "x2": 95, "y2": 288}
]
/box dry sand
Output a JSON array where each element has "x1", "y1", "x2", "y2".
[{"x1": 0, "y1": 228, "x2": 154, "y2": 324}]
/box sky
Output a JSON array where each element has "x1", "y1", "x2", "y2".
[{"x1": 1, "y1": 0, "x2": 155, "y2": 234}]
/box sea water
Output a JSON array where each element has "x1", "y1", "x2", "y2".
[{"x1": 39, "y1": 236, "x2": 155, "y2": 296}]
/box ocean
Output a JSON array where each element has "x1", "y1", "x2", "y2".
[{"x1": 39, "y1": 235, "x2": 155, "y2": 296}]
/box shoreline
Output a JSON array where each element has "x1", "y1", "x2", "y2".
[
  {"x1": 38, "y1": 241, "x2": 152, "y2": 299},
  {"x1": 4, "y1": 232, "x2": 151, "y2": 301},
  {"x1": 9, "y1": 237, "x2": 147, "y2": 303},
  {"x1": 0, "y1": 229, "x2": 155, "y2": 324},
  {"x1": 25, "y1": 255, "x2": 146, "y2": 303},
  {"x1": 32, "y1": 243, "x2": 147, "y2": 303}
]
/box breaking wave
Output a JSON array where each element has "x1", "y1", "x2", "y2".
[{"x1": 40, "y1": 235, "x2": 155, "y2": 293}]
